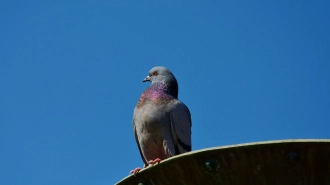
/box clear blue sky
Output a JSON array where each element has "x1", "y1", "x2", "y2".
[{"x1": 1, "y1": 1, "x2": 329, "y2": 185}]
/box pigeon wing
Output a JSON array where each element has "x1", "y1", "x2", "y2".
[{"x1": 169, "y1": 100, "x2": 192, "y2": 154}]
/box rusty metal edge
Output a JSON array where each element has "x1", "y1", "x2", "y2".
[{"x1": 116, "y1": 139, "x2": 330, "y2": 184}]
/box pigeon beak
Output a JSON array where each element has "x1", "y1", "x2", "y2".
[{"x1": 143, "y1": 75, "x2": 151, "y2": 82}]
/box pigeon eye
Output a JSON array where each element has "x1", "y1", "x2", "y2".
[{"x1": 153, "y1": 71, "x2": 158, "y2": 76}]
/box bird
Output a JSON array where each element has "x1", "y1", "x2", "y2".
[{"x1": 130, "y1": 66, "x2": 192, "y2": 174}]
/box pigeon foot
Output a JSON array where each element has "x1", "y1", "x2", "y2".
[
  {"x1": 129, "y1": 167, "x2": 141, "y2": 175},
  {"x1": 148, "y1": 158, "x2": 161, "y2": 165}
]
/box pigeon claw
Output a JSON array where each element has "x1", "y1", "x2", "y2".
[
  {"x1": 148, "y1": 158, "x2": 161, "y2": 165},
  {"x1": 129, "y1": 167, "x2": 141, "y2": 175}
]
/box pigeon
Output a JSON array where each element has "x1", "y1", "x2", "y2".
[{"x1": 131, "y1": 66, "x2": 192, "y2": 174}]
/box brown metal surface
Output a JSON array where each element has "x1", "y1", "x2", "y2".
[{"x1": 115, "y1": 139, "x2": 330, "y2": 185}]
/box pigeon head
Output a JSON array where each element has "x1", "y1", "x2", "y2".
[
  {"x1": 143, "y1": 66, "x2": 179, "y2": 98},
  {"x1": 143, "y1": 66, "x2": 176, "y2": 84}
]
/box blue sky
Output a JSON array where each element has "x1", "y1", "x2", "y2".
[{"x1": 1, "y1": 1, "x2": 329, "y2": 185}]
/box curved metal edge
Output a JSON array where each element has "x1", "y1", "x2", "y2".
[{"x1": 116, "y1": 139, "x2": 330, "y2": 184}]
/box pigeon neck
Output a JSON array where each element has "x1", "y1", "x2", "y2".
[{"x1": 151, "y1": 81, "x2": 178, "y2": 98}]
